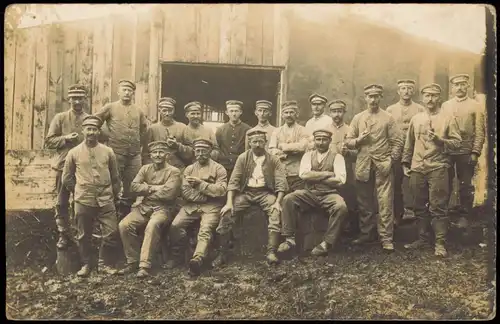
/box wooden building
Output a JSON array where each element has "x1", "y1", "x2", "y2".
[{"x1": 4, "y1": 4, "x2": 487, "y2": 211}]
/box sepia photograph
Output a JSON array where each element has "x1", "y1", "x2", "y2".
[{"x1": 4, "y1": 3, "x2": 496, "y2": 320}]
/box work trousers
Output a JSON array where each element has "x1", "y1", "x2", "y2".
[
  {"x1": 281, "y1": 190, "x2": 348, "y2": 246},
  {"x1": 287, "y1": 175, "x2": 305, "y2": 192},
  {"x1": 449, "y1": 154, "x2": 476, "y2": 218},
  {"x1": 74, "y1": 202, "x2": 119, "y2": 266},
  {"x1": 119, "y1": 208, "x2": 174, "y2": 269},
  {"x1": 115, "y1": 153, "x2": 142, "y2": 207},
  {"x1": 216, "y1": 188, "x2": 280, "y2": 235},
  {"x1": 410, "y1": 167, "x2": 451, "y2": 244},
  {"x1": 355, "y1": 164, "x2": 394, "y2": 244},
  {"x1": 169, "y1": 208, "x2": 221, "y2": 259},
  {"x1": 392, "y1": 160, "x2": 414, "y2": 219},
  {"x1": 54, "y1": 170, "x2": 72, "y2": 233}
]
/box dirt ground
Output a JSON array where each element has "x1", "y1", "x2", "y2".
[{"x1": 5, "y1": 210, "x2": 496, "y2": 320}]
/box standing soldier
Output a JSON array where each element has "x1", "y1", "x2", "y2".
[
  {"x1": 213, "y1": 130, "x2": 289, "y2": 266},
  {"x1": 118, "y1": 141, "x2": 182, "y2": 278},
  {"x1": 305, "y1": 93, "x2": 334, "y2": 133},
  {"x1": 245, "y1": 100, "x2": 277, "y2": 151},
  {"x1": 345, "y1": 84, "x2": 403, "y2": 252},
  {"x1": 386, "y1": 79, "x2": 425, "y2": 224},
  {"x1": 62, "y1": 116, "x2": 122, "y2": 277},
  {"x1": 441, "y1": 74, "x2": 486, "y2": 231},
  {"x1": 181, "y1": 101, "x2": 221, "y2": 164},
  {"x1": 167, "y1": 138, "x2": 228, "y2": 276},
  {"x1": 279, "y1": 129, "x2": 348, "y2": 256},
  {"x1": 45, "y1": 84, "x2": 89, "y2": 249},
  {"x1": 141, "y1": 97, "x2": 188, "y2": 171},
  {"x1": 94, "y1": 80, "x2": 149, "y2": 219},
  {"x1": 216, "y1": 100, "x2": 251, "y2": 178},
  {"x1": 328, "y1": 100, "x2": 359, "y2": 232},
  {"x1": 268, "y1": 100, "x2": 310, "y2": 191},
  {"x1": 402, "y1": 83, "x2": 461, "y2": 257}
]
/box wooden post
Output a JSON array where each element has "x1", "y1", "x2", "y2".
[{"x1": 55, "y1": 243, "x2": 81, "y2": 276}]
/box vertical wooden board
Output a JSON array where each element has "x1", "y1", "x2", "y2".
[
  {"x1": 135, "y1": 12, "x2": 151, "y2": 83},
  {"x1": 148, "y1": 10, "x2": 163, "y2": 119},
  {"x1": 47, "y1": 25, "x2": 64, "y2": 134},
  {"x1": 91, "y1": 21, "x2": 114, "y2": 113},
  {"x1": 185, "y1": 4, "x2": 199, "y2": 62},
  {"x1": 161, "y1": 4, "x2": 176, "y2": 61},
  {"x1": 245, "y1": 4, "x2": 263, "y2": 65},
  {"x1": 418, "y1": 51, "x2": 437, "y2": 88},
  {"x1": 261, "y1": 4, "x2": 275, "y2": 66},
  {"x1": 134, "y1": 82, "x2": 149, "y2": 117},
  {"x1": 219, "y1": 4, "x2": 232, "y2": 64},
  {"x1": 111, "y1": 16, "x2": 135, "y2": 99},
  {"x1": 273, "y1": 5, "x2": 289, "y2": 66},
  {"x1": 12, "y1": 28, "x2": 36, "y2": 150},
  {"x1": 62, "y1": 24, "x2": 78, "y2": 112},
  {"x1": 4, "y1": 29, "x2": 17, "y2": 150},
  {"x1": 197, "y1": 4, "x2": 220, "y2": 63},
  {"x1": 32, "y1": 26, "x2": 50, "y2": 150},
  {"x1": 229, "y1": 4, "x2": 248, "y2": 65},
  {"x1": 75, "y1": 24, "x2": 94, "y2": 113}
]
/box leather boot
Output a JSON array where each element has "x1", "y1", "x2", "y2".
[
  {"x1": 432, "y1": 217, "x2": 449, "y2": 257},
  {"x1": 164, "y1": 246, "x2": 184, "y2": 269},
  {"x1": 266, "y1": 231, "x2": 280, "y2": 265},
  {"x1": 77, "y1": 264, "x2": 91, "y2": 277},
  {"x1": 212, "y1": 232, "x2": 231, "y2": 268},
  {"x1": 404, "y1": 217, "x2": 431, "y2": 249}
]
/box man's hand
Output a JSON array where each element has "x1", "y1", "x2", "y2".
[
  {"x1": 166, "y1": 137, "x2": 179, "y2": 149},
  {"x1": 270, "y1": 201, "x2": 282, "y2": 214},
  {"x1": 469, "y1": 153, "x2": 479, "y2": 166},
  {"x1": 357, "y1": 129, "x2": 370, "y2": 145},
  {"x1": 341, "y1": 143, "x2": 348, "y2": 156},
  {"x1": 185, "y1": 176, "x2": 202, "y2": 187},
  {"x1": 402, "y1": 164, "x2": 411, "y2": 177},
  {"x1": 220, "y1": 203, "x2": 233, "y2": 216},
  {"x1": 148, "y1": 185, "x2": 159, "y2": 195},
  {"x1": 427, "y1": 129, "x2": 443, "y2": 144},
  {"x1": 65, "y1": 132, "x2": 79, "y2": 141}
]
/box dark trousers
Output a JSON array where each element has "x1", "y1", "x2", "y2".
[
  {"x1": 449, "y1": 154, "x2": 475, "y2": 218},
  {"x1": 287, "y1": 175, "x2": 305, "y2": 192},
  {"x1": 115, "y1": 153, "x2": 142, "y2": 207},
  {"x1": 75, "y1": 202, "x2": 119, "y2": 266},
  {"x1": 281, "y1": 190, "x2": 348, "y2": 246},
  {"x1": 55, "y1": 170, "x2": 72, "y2": 233},
  {"x1": 392, "y1": 160, "x2": 413, "y2": 218}
]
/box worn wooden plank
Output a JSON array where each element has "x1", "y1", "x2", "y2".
[
  {"x1": 148, "y1": 10, "x2": 163, "y2": 119},
  {"x1": 47, "y1": 24, "x2": 65, "y2": 129},
  {"x1": 197, "y1": 4, "x2": 220, "y2": 63},
  {"x1": 418, "y1": 51, "x2": 437, "y2": 86},
  {"x1": 32, "y1": 26, "x2": 50, "y2": 150},
  {"x1": 91, "y1": 21, "x2": 114, "y2": 113},
  {"x1": 12, "y1": 28, "x2": 36, "y2": 150},
  {"x1": 4, "y1": 28, "x2": 17, "y2": 150},
  {"x1": 5, "y1": 150, "x2": 58, "y2": 211},
  {"x1": 229, "y1": 4, "x2": 248, "y2": 65},
  {"x1": 245, "y1": 4, "x2": 263, "y2": 65},
  {"x1": 161, "y1": 4, "x2": 176, "y2": 61},
  {"x1": 62, "y1": 24, "x2": 78, "y2": 112},
  {"x1": 219, "y1": 4, "x2": 232, "y2": 64},
  {"x1": 135, "y1": 12, "x2": 151, "y2": 83},
  {"x1": 75, "y1": 25, "x2": 94, "y2": 113},
  {"x1": 273, "y1": 5, "x2": 288, "y2": 66},
  {"x1": 261, "y1": 4, "x2": 275, "y2": 66},
  {"x1": 134, "y1": 82, "x2": 149, "y2": 117},
  {"x1": 111, "y1": 16, "x2": 135, "y2": 100}
]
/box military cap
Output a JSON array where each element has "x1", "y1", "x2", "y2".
[
  {"x1": 420, "y1": 83, "x2": 442, "y2": 94},
  {"x1": 148, "y1": 141, "x2": 170, "y2": 152},
  {"x1": 158, "y1": 97, "x2": 176, "y2": 108},
  {"x1": 68, "y1": 84, "x2": 87, "y2": 98},
  {"x1": 328, "y1": 99, "x2": 347, "y2": 110},
  {"x1": 82, "y1": 115, "x2": 103, "y2": 128},
  {"x1": 256, "y1": 100, "x2": 272, "y2": 110},
  {"x1": 281, "y1": 100, "x2": 299, "y2": 111},
  {"x1": 364, "y1": 84, "x2": 384, "y2": 95},
  {"x1": 397, "y1": 79, "x2": 416, "y2": 87},
  {"x1": 247, "y1": 129, "x2": 267, "y2": 139},
  {"x1": 449, "y1": 74, "x2": 470, "y2": 84},
  {"x1": 118, "y1": 79, "x2": 136, "y2": 91},
  {"x1": 313, "y1": 128, "x2": 333, "y2": 138},
  {"x1": 226, "y1": 100, "x2": 244, "y2": 109},
  {"x1": 193, "y1": 138, "x2": 213, "y2": 149},
  {"x1": 184, "y1": 101, "x2": 202, "y2": 112},
  {"x1": 309, "y1": 93, "x2": 328, "y2": 104}
]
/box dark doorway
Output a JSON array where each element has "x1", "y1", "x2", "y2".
[{"x1": 160, "y1": 63, "x2": 282, "y2": 127}]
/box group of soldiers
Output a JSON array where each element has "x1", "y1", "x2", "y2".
[{"x1": 45, "y1": 73, "x2": 485, "y2": 278}]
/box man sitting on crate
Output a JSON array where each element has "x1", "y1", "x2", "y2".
[
  {"x1": 117, "y1": 141, "x2": 181, "y2": 278},
  {"x1": 279, "y1": 128, "x2": 349, "y2": 257},
  {"x1": 166, "y1": 138, "x2": 228, "y2": 276},
  {"x1": 212, "y1": 129, "x2": 289, "y2": 267}
]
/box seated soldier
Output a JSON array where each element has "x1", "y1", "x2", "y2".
[
  {"x1": 166, "y1": 138, "x2": 228, "y2": 276},
  {"x1": 212, "y1": 129, "x2": 289, "y2": 267},
  {"x1": 279, "y1": 128, "x2": 349, "y2": 256},
  {"x1": 117, "y1": 141, "x2": 181, "y2": 278}
]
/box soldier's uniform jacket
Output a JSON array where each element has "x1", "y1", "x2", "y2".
[
  {"x1": 305, "y1": 113, "x2": 334, "y2": 134},
  {"x1": 386, "y1": 101, "x2": 425, "y2": 140},
  {"x1": 402, "y1": 109, "x2": 462, "y2": 174},
  {"x1": 142, "y1": 121, "x2": 188, "y2": 169},
  {"x1": 45, "y1": 109, "x2": 89, "y2": 171},
  {"x1": 228, "y1": 150, "x2": 289, "y2": 194},
  {"x1": 181, "y1": 124, "x2": 220, "y2": 163},
  {"x1": 94, "y1": 101, "x2": 149, "y2": 156},
  {"x1": 441, "y1": 96, "x2": 486, "y2": 156},
  {"x1": 181, "y1": 159, "x2": 228, "y2": 214},
  {"x1": 130, "y1": 163, "x2": 182, "y2": 216},
  {"x1": 216, "y1": 120, "x2": 252, "y2": 171},
  {"x1": 330, "y1": 123, "x2": 358, "y2": 159},
  {"x1": 345, "y1": 109, "x2": 403, "y2": 182},
  {"x1": 268, "y1": 122, "x2": 309, "y2": 177},
  {"x1": 245, "y1": 123, "x2": 276, "y2": 150},
  {"x1": 62, "y1": 142, "x2": 122, "y2": 207}
]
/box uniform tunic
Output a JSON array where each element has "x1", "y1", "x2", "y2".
[
  {"x1": 386, "y1": 101, "x2": 425, "y2": 140},
  {"x1": 216, "y1": 121, "x2": 252, "y2": 172},
  {"x1": 305, "y1": 113, "x2": 334, "y2": 149},
  {"x1": 169, "y1": 159, "x2": 228, "y2": 258},
  {"x1": 142, "y1": 120, "x2": 188, "y2": 169},
  {"x1": 245, "y1": 122, "x2": 276, "y2": 150},
  {"x1": 181, "y1": 124, "x2": 220, "y2": 164},
  {"x1": 119, "y1": 163, "x2": 181, "y2": 268}
]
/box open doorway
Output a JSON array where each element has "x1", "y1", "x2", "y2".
[{"x1": 160, "y1": 63, "x2": 282, "y2": 130}]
